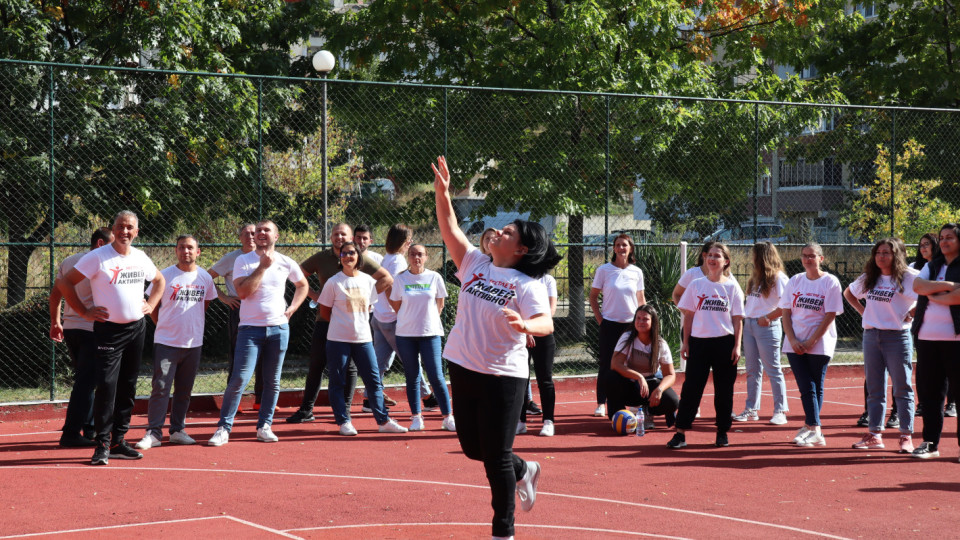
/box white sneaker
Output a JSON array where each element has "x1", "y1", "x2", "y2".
[
  {"x1": 207, "y1": 427, "x2": 229, "y2": 447},
  {"x1": 378, "y1": 418, "x2": 408, "y2": 433},
  {"x1": 516, "y1": 461, "x2": 541, "y2": 512},
  {"x1": 516, "y1": 422, "x2": 527, "y2": 435},
  {"x1": 696, "y1": 407, "x2": 702, "y2": 418},
  {"x1": 769, "y1": 412, "x2": 788, "y2": 425},
  {"x1": 409, "y1": 415, "x2": 425, "y2": 431},
  {"x1": 539, "y1": 420, "x2": 554, "y2": 437},
  {"x1": 256, "y1": 426, "x2": 278, "y2": 443},
  {"x1": 734, "y1": 409, "x2": 759, "y2": 422},
  {"x1": 593, "y1": 404, "x2": 606, "y2": 417},
  {"x1": 441, "y1": 415, "x2": 457, "y2": 432},
  {"x1": 797, "y1": 430, "x2": 826, "y2": 447},
  {"x1": 169, "y1": 431, "x2": 196, "y2": 445},
  {"x1": 135, "y1": 432, "x2": 161, "y2": 450},
  {"x1": 339, "y1": 422, "x2": 358, "y2": 436}
]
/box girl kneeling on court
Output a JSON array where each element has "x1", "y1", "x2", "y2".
[
  {"x1": 669, "y1": 243, "x2": 744, "y2": 449},
  {"x1": 607, "y1": 305, "x2": 679, "y2": 430}
]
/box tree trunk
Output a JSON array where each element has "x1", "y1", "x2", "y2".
[{"x1": 564, "y1": 213, "x2": 585, "y2": 339}]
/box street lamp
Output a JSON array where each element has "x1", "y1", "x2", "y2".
[{"x1": 312, "y1": 50, "x2": 335, "y2": 240}]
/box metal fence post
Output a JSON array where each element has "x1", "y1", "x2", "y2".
[
  {"x1": 890, "y1": 109, "x2": 897, "y2": 237},
  {"x1": 257, "y1": 78, "x2": 264, "y2": 221},
  {"x1": 48, "y1": 64, "x2": 56, "y2": 401},
  {"x1": 604, "y1": 95, "x2": 610, "y2": 253},
  {"x1": 753, "y1": 102, "x2": 760, "y2": 244}
]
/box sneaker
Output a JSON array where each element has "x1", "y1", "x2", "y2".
[
  {"x1": 383, "y1": 395, "x2": 398, "y2": 407},
  {"x1": 852, "y1": 432, "x2": 884, "y2": 450},
  {"x1": 516, "y1": 461, "x2": 541, "y2": 512},
  {"x1": 696, "y1": 407, "x2": 701, "y2": 418},
  {"x1": 885, "y1": 411, "x2": 900, "y2": 429},
  {"x1": 915, "y1": 403, "x2": 924, "y2": 417},
  {"x1": 593, "y1": 404, "x2": 606, "y2": 417},
  {"x1": 135, "y1": 433, "x2": 161, "y2": 450},
  {"x1": 422, "y1": 394, "x2": 439, "y2": 411},
  {"x1": 793, "y1": 427, "x2": 812, "y2": 444},
  {"x1": 945, "y1": 402, "x2": 958, "y2": 417},
  {"x1": 285, "y1": 410, "x2": 315, "y2": 423},
  {"x1": 362, "y1": 399, "x2": 373, "y2": 413},
  {"x1": 666, "y1": 432, "x2": 686, "y2": 449},
  {"x1": 256, "y1": 426, "x2": 279, "y2": 443},
  {"x1": 715, "y1": 432, "x2": 729, "y2": 447},
  {"x1": 643, "y1": 410, "x2": 655, "y2": 431},
  {"x1": 60, "y1": 434, "x2": 98, "y2": 448},
  {"x1": 169, "y1": 431, "x2": 196, "y2": 445},
  {"x1": 208, "y1": 427, "x2": 230, "y2": 446},
  {"x1": 911, "y1": 441, "x2": 939, "y2": 459},
  {"x1": 797, "y1": 431, "x2": 826, "y2": 447},
  {"x1": 441, "y1": 415, "x2": 456, "y2": 432},
  {"x1": 378, "y1": 418, "x2": 408, "y2": 434},
  {"x1": 733, "y1": 409, "x2": 758, "y2": 422},
  {"x1": 526, "y1": 401, "x2": 543, "y2": 415},
  {"x1": 516, "y1": 422, "x2": 527, "y2": 435},
  {"x1": 409, "y1": 416, "x2": 425, "y2": 431},
  {"x1": 898, "y1": 435, "x2": 915, "y2": 454},
  {"x1": 91, "y1": 444, "x2": 109, "y2": 466},
  {"x1": 539, "y1": 420, "x2": 555, "y2": 437},
  {"x1": 109, "y1": 440, "x2": 143, "y2": 460},
  {"x1": 770, "y1": 412, "x2": 788, "y2": 425},
  {"x1": 339, "y1": 422, "x2": 358, "y2": 436},
  {"x1": 856, "y1": 412, "x2": 869, "y2": 427}
]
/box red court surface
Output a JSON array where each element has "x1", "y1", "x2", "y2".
[{"x1": 2, "y1": 366, "x2": 959, "y2": 539}]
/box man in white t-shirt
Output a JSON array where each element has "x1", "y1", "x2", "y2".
[
  {"x1": 135, "y1": 235, "x2": 217, "y2": 450},
  {"x1": 49, "y1": 226, "x2": 114, "y2": 448},
  {"x1": 208, "y1": 220, "x2": 309, "y2": 446},
  {"x1": 60, "y1": 210, "x2": 165, "y2": 466}
]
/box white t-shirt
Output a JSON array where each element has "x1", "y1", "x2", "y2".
[
  {"x1": 744, "y1": 272, "x2": 789, "y2": 319},
  {"x1": 319, "y1": 271, "x2": 378, "y2": 343},
  {"x1": 678, "y1": 276, "x2": 745, "y2": 338},
  {"x1": 233, "y1": 250, "x2": 305, "y2": 327},
  {"x1": 917, "y1": 263, "x2": 960, "y2": 341},
  {"x1": 372, "y1": 252, "x2": 407, "y2": 323},
  {"x1": 364, "y1": 250, "x2": 384, "y2": 265},
  {"x1": 390, "y1": 269, "x2": 448, "y2": 337},
  {"x1": 614, "y1": 333, "x2": 672, "y2": 377},
  {"x1": 74, "y1": 244, "x2": 158, "y2": 324},
  {"x1": 148, "y1": 265, "x2": 217, "y2": 347},
  {"x1": 57, "y1": 251, "x2": 94, "y2": 332},
  {"x1": 779, "y1": 273, "x2": 845, "y2": 356},
  {"x1": 677, "y1": 266, "x2": 705, "y2": 288},
  {"x1": 209, "y1": 248, "x2": 246, "y2": 297},
  {"x1": 850, "y1": 271, "x2": 918, "y2": 331},
  {"x1": 591, "y1": 263, "x2": 645, "y2": 323},
  {"x1": 443, "y1": 248, "x2": 550, "y2": 378},
  {"x1": 540, "y1": 274, "x2": 558, "y2": 300}
]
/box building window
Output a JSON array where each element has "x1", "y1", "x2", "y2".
[
  {"x1": 856, "y1": 3, "x2": 877, "y2": 18},
  {"x1": 779, "y1": 157, "x2": 843, "y2": 188}
]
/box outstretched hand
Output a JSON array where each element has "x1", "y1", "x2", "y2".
[
  {"x1": 432, "y1": 156, "x2": 451, "y2": 194},
  {"x1": 502, "y1": 307, "x2": 526, "y2": 333}
]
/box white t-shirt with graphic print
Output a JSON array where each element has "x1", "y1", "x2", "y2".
[
  {"x1": 614, "y1": 333, "x2": 673, "y2": 377},
  {"x1": 147, "y1": 265, "x2": 217, "y2": 348},
  {"x1": 678, "y1": 276, "x2": 745, "y2": 338},
  {"x1": 850, "y1": 271, "x2": 918, "y2": 331},
  {"x1": 744, "y1": 272, "x2": 789, "y2": 319},
  {"x1": 443, "y1": 248, "x2": 550, "y2": 378},
  {"x1": 390, "y1": 269, "x2": 448, "y2": 337},
  {"x1": 319, "y1": 271, "x2": 378, "y2": 343},
  {"x1": 74, "y1": 243, "x2": 158, "y2": 324},
  {"x1": 778, "y1": 273, "x2": 845, "y2": 356}
]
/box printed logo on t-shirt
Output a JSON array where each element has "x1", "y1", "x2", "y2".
[
  {"x1": 792, "y1": 291, "x2": 825, "y2": 311},
  {"x1": 694, "y1": 293, "x2": 730, "y2": 312},
  {"x1": 344, "y1": 286, "x2": 368, "y2": 312},
  {"x1": 462, "y1": 272, "x2": 516, "y2": 306},
  {"x1": 866, "y1": 285, "x2": 896, "y2": 304},
  {"x1": 404, "y1": 283, "x2": 431, "y2": 292},
  {"x1": 169, "y1": 283, "x2": 208, "y2": 302},
  {"x1": 109, "y1": 265, "x2": 147, "y2": 285}
]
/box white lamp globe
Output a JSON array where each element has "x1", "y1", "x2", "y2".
[{"x1": 312, "y1": 50, "x2": 335, "y2": 73}]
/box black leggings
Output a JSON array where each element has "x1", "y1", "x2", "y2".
[
  {"x1": 521, "y1": 334, "x2": 556, "y2": 423},
  {"x1": 92, "y1": 319, "x2": 145, "y2": 445},
  {"x1": 675, "y1": 334, "x2": 737, "y2": 433},
  {"x1": 916, "y1": 340, "x2": 960, "y2": 445},
  {"x1": 597, "y1": 319, "x2": 632, "y2": 405}
]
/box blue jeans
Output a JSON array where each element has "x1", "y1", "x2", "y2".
[
  {"x1": 863, "y1": 328, "x2": 914, "y2": 433},
  {"x1": 369, "y1": 318, "x2": 430, "y2": 398},
  {"x1": 328, "y1": 340, "x2": 388, "y2": 425},
  {"x1": 396, "y1": 335, "x2": 451, "y2": 416},
  {"x1": 742, "y1": 318, "x2": 788, "y2": 414},
  {"x1": 218, "y1": 324, "x2": 289, "y2": 431},
  {"x1": 787, "y1": 353, "x2": 830, "y2": 426}
]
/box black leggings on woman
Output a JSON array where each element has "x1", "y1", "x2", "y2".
[
  {"x1": 605, "y1": 373, "x2": 679, "y2": 426},
  {"x1": 449, "y1": 362, "x2": 531, "y2": 538},
  {"x1": 597, "y1": 319, "x2": 632, "y2": 405},
  {"x1": 521, "y1": 334, "x2": 556, "y2": 423},
  {"x1": 675, "y1": 334, "x2": 737, "y2": 434}
]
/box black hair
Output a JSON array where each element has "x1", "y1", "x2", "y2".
[
  {"x1": 608, "y1": 233, "x2": 636, "y2": 265},
  {"x1": 511, "y1": 219, "x2": 562, "y2": 279},
  {"x1": 90, "y1": 227, "x2": 112, "y2": 248},
  {"x1": 354, "y1": 224, "x2": 371, "y2": 235},
  {"x1": 914, "y1": 232, "x2": 940, "y2": 268},
  {"x1": 338, "y1": 241, "x2": 358, "y2": 269}
]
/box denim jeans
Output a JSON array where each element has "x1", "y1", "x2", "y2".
[
  {"x1": 218, "y1": 324, "x2": 289, "y2": 431},
  {"x1": 787, "y1": 353, "x2": 831, "y2": 426},
  {"x1": 328, "y1": 340, "x2": 388, "y2": 425},
  {"x1": 742, "y1": 318, "x2": 788, "y2": 414},
  {"x1": 369, "y1": 318, "x2": 430, "y2": 399},
  {"x1": 863, "y1": 328, "x2": 914, "y2": 433},
  {"x1": 146, "y1": 344, "x2": 202, "y2": 437},
  {"x1": 396, "y1": 335, "x2": 451, "y2": 416}
]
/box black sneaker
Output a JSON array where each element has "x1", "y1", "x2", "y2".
[
  {"x1": 91, "y1": 444, "x2": 109, "y2": 466},
  {"x1": 422, "y1": 394, "x2": 439, "y2": 411},
  {"x1": 285, "y1": 410, "x2": 315, "y2": 423},
  {"x1": 109, "y1": 440, "x2": 143, "y2": 460},
  {"x1": 945, "y1": 402, "x2": 957, "y2": 418},
  {"x1": 361, "y1": 399, "x2": 373, "y2": 413},
  {"x1": 60, "y1": 434, "x2": 97, "y2": 448},
  {"x1": 856, "y1": 412, "x2": 869, "y2": 427},
  {"x1": 911, "y1": 441, "x2": 939, "y2": 459},
  {"x1": 885, "y1": 411, "x2": 900, "y2": 429},
  {"x1": 525, "y1": 401, "x2": 543, "y2": 415},
  {"x1": 715, "y1": 432, "x2": 729, "y2": 447},
  {"x1": 666, "y1": 432, "x2": 686, "y2": 449},
  {"x1": 915, "y1": 403, "x2": 924, "y2": 417}
]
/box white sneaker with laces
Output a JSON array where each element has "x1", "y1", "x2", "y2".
[
  {"x1": 409, "y1": 415, "x2": 425, "y2": 431},
  {"x1": 539, "y1": 420, "x2": 554, "y2": 437},
  {"x1": 769, "y1": 412, "x2": 788, "y2": 425},
  {"x1": 135, "y1": 432, "x2": 161, "y2": 450},
  {"x1": 339, "y1": 422, "x2": 358, "y2": 436},
  {"x1": 169, "y1": 431, "x2": 196, "y2": 445},
  {"x1": 441, "y1": 415, "x2": 457, "y2": 432},
  {"x1": 516, "y1": 461, "x2": 541, "y2": 512},
  {"x1": 378, "y1": 419, "x2": 409, "y2": 433},
  {"x1": 256, "y1": 426, "x2": 279, "y2": 443},
  {"x1": 594, "y1": 404, "x2": 606, "y2": 417},
  {"x1": 734, "y1": 408, "x2": 759, "y2": 422},
  {"x1": 516, "y1": 422, "x2": 527, "y2": 435},
  {"x1": 207, "y1": 427, "x2": 229, "y2": 447},
  {"x1": 793, "y1": 426, "x2": 811, "y2": 444},
  {"x1": 798, "y1": 430, "x2": 826, "y2": 447}
]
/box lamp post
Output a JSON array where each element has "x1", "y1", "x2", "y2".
[{"x1": 312, "y1": 50, "x2": 335, "y2": 240}]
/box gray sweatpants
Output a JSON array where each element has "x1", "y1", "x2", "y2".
[{"x1": 146, "y1": 343, "x2": 202, "y2": 437}]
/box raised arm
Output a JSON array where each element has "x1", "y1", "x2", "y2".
[{"x1": 432, "y1": 156, "x2": 470, "y2": 269}]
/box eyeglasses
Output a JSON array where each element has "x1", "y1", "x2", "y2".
[{"x1": 340, "y1": 251, "x2": 358, "y2": 257}]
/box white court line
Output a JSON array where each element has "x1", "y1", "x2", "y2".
[
  {"x1": 2, "y1": 465, "x2": 850, "y2": 539},
  {"x1": 286, "y1": 522, "x2": 690, "y2": 539},
  {"x1": 221, "y1": 516, "x2": 304, "y2": 539},
  {"x1": 0, "y1": 515, "x2": 300, "y2": 540}
]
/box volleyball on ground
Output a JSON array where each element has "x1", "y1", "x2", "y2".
[{"x1": 611, "y1": 409, "x2": 637, "y2": 435}]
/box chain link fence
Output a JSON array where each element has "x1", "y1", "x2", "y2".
[{"x1": 3, "y1": 58, "x2": 959, "y2": 403}]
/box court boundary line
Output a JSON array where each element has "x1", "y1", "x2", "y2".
[
  {"x1": 285, "y1": 521, "x2": 691, "y2": 538},
  {"x1": 0, "y1": 515, "x2": 298, "y2": 539}
]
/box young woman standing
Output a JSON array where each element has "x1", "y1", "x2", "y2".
[
  {"x1": 432, "y1": 156, "x2": 561, "y2": 540},
  {"x1": 844, "y1": 238, "x2": 918, "y2": 453},
  {"x1": 669, "y1": 243, "x2": 744, "y2": 449},
  {"x1": 589, "y1": 234, "x2": 645, "y2": 418},
  {"x1": 780, "y1": 243, "x2": 844, "y2": 447}
]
